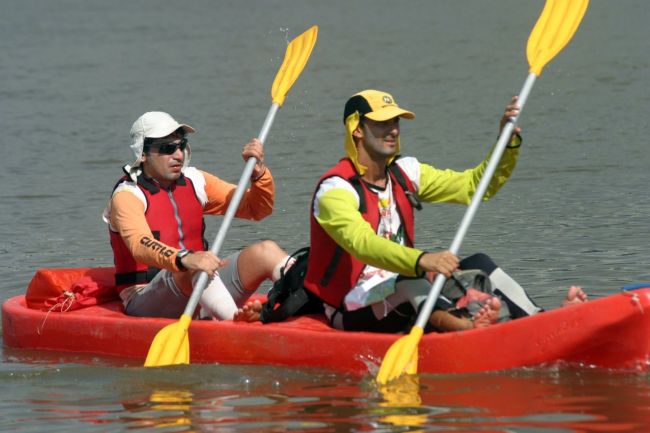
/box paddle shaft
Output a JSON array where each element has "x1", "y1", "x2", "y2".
[
  {"x1": 182, "y1": 102, "x2": 280, "y2": 318},
  {"x1": 414, "y1": 73, "x2": 537, "y2": 330}
]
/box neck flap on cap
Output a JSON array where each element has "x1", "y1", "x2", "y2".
[{"x1": 344, "y1": 112, "x2": 401, "y2": 175}]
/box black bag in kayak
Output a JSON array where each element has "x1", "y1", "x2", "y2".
[{"x1": 260, "y1": 247, "x2": 324, "y2": 323}]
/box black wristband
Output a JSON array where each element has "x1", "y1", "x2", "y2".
[
  {"x1": 415, "y1": 251, "x2": 428, "y2": 277},
  {"x1": 506, "y1": 133, "x2": 523, "y2": 149},
  {"x1": 175, "y1": 249, "x2": 191, "y2": 271}
]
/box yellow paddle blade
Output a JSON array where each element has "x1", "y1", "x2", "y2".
[
  {"x1": 144, "y1": 314, "x2": 191, "y2": 367},
  {"x1": 271, "y1": 25, "x2": 318, "y2": 107},
  {"x1": 527, "y1": 0, "x2": 589, "y2": 76},
  {"x1": 376, "y1": 326, "x2": 423, "y2": 385}
]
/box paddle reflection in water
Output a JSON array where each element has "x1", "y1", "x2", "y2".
[
  {"x1": 121, "y1": 389, "x2": 194, "y2": 431},
  {"x1": 6, "y1": 359, "x2": 650, "y2": 431},
  {"x1": 376, "y1": 375, "x2": 430, "y2": 432},
  {"x1": 111, "y1": 366, "x2": 650, "y2": 432},
  {"x1": 371, "y1": 368, "x2": 649, "y2": 432}
]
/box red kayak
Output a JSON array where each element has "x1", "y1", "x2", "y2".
[{"x1": 3, "y1": 267, "x2": 650, "y2": 374}]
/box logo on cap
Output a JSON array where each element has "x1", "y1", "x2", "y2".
[{"x1": 383, "y1": 95, "x2": 393, "y2": 104}]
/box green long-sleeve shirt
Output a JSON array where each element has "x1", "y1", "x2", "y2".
[{"x1": 313, "y1": 144, "x2": 520, "y2": 277}]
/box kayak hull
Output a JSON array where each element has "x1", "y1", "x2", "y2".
[{"x1": 3, "y1": 268, "x2": 650, "y2": 374}]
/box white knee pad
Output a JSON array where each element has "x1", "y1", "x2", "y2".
[{"x1": 199, "y1": 274, "x2": 238, "y2": 321}]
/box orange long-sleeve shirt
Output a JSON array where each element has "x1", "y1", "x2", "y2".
[{"x1": 106, "y1": 167, "x2": 274, "y2": 272}]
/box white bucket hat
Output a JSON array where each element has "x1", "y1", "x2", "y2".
[{"x1": 123, "y1": 111, "x2": 196, "y2": 181}]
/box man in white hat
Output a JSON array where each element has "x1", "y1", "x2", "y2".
[{"x1": 104, "y1": 111, "x2": 293, "y2": 321}]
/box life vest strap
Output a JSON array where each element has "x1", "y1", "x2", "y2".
[
  {"x1": 115, "y1": 268, "x2": 161, "y2": 286},
  {"x1": 388, "y1": 162, "x2": 422, "y2": 211}
]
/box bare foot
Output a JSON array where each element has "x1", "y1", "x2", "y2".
[
  {"x1": 473, "y1": 297, "x2": 501, "y2": 329},
  {"x1": 233, "y1": 299, "x2": 262, "y2": 322},
  {"x1": 562, "y1": 285, "x2": 588, "y2": 307}
]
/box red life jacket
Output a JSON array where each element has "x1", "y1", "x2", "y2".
[
  {"x1": 303, "y1": 157, "x2": 420, "y2": 308},
  {"x1": 109, "y1": 174, "x2": 207, "y2": 294}
]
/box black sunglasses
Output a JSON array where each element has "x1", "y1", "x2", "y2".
[{"x1": 144, "y1": 137, "x2": 188, "y2": 155}]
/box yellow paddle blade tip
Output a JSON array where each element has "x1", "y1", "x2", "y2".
[
  {"x1": 376, "y1": 327, "x2": 423, "y2": 384},
  {"x1": 527, "y1": 0, "x2": 589, "y2": 76},
  {"x1": 144, "y1": 314, "x2": 192, "y2": 367},
  {"x1": 271, "y1": 25, "x2": 318, "y2": 107}
]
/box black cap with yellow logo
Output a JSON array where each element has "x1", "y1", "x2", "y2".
[
  {"x1": 342, "y1": 90, "x2": 415, "y2": 174},
  {"x1": 343, "y1": 89, "x2": 415, "y2": 124}
]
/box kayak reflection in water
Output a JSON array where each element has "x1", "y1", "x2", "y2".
[
  {"x1": 258, "y1": 89, "x2": 587, "y2": 333},
  {"x1": 103, "y1": 111, "x2": 293, "y2": 322}
]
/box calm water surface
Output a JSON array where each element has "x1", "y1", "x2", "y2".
[{"x1": 1, "y1": 0, "x2": 649, "y2": 431}]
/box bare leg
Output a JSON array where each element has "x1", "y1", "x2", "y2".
[
  {"x1": 562, "y1": 285, "x2": 588, "y2": 307},
  {"x1": 173, "y1": 241, "x2": 289, "y2": 297},
  {"x1": 230, "y1": 240, "x2": 288, "y2": 322},
  {"x1": 430, "y1": 296, "x2": 501, "y2": 332},
  {"x1": 237, "y1": 240, "x2": 288, "y2": 292},
  {"x1": 430, "y1": 310, "x2": 473, "y2": 332}
]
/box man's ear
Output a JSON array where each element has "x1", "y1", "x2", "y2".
[{"x1": 352, "y1": 125, "x2": 363, "y2": 139}]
